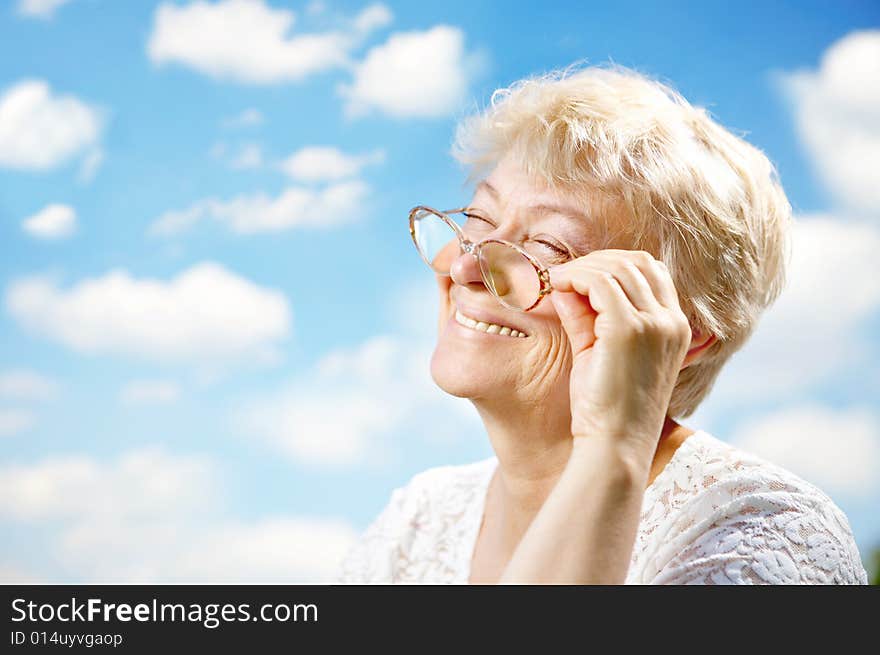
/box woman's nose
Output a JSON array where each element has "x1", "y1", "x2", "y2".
[{"x1": 449, "y1": 246, "x2": 484, "y2": 288}]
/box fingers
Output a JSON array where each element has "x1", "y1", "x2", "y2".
[
  {"x1": 549, "y1": 290, "x2": 597, "y2": 354},
  {"x1": 548, "y1": 263, "x2": 633, "y2": 321},
  {"x1": 549, "y1": 250, "x2": 680, "y2": 313}
]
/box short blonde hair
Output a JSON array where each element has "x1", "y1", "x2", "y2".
[{"x1": 451, "y1": 62, "x2": 792, "y2": 418}]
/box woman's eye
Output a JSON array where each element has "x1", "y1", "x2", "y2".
[
  {"x1": 533, "y1": 240, "x2": 571, "y2": 261},
  {"x1": 461, "y1": 214, "x2": 572, "y2": 261},
  {"x1": 463, "y1": 213, "x2": 495, "y2": 233}
]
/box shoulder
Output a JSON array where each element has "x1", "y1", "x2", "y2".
[
  {"x1": 334, "y1": 456, "x2": 496, "y2": 583},
  {"x1": 671, "y1": 430, "x2": 856, "y2": 527},
  {"x1": 639, "y1": 430, "x2": 868, "y2": 584}
]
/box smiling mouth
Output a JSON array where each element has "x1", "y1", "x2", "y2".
[{"x1": 454, "y1": 309, "x2": 527, "y2": 338}]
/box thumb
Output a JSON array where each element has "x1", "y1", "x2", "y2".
[{"x1": 550, "y1": 290, "x2": 597, "y2": 355}]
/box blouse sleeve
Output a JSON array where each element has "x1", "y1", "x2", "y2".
[{"x1": 647, "y1": 483, "x2": 868, "y2": 585}]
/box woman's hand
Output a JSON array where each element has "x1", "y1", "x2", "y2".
[
  {"x1": 499, "y1": 250, "x2": 693, "y2": 584},
  {"x1": 547, "y1": 249, "x2": 692, "y2": 458}
]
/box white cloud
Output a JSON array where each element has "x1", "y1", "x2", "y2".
[
  {"x1": 149, "y1": 203, "x2": 208, "y2": 237},
  {"x1": 731, "y1": 405, "x2": 880, "y2": 498},
  {"x1": 160, "y1": 517, "x2": 356, "y2": 583},
  {"x1": 220, "y1": 107, "x2": 264, "y2": 128},
  {"x1": 0, "y1": 369, "x2": 58, "y2": 401},
  {"x1": 17, "y1": 0, "x2": 72, "y2": 19},
  {"x1": 352, "y1": 3, "x2": 392, "y2": 35},
  {"x1": 0, "y1": 447, "x2": 357, "y2": 582},
  {"x1": 305, "y1": 0, "x2": 326, "y2": 16},
  {"x1": 208, "y1": 139, "x2": 264, "y2": 171},
  {"x1": 21, "y1": 203, "x2": 77, "y2": 239},
  {"x1": 120, "y1": 380, "x2": 181, "y2": 406},
  {"x1": 77, "y1": 147, "x2": 104, "y2": 183},
  {"x1": 776, "y1": 30, "x2": 880, "y2": 215},
  {"x1": 386, "y1": 276, "x2": 444, "y2": 339},
  {"x1": 0, "y1": 563, "x2": 41, "y2": 583},
  {"x1": 279, "y1": 145, "x2": 384, "y2": 182},
  {"x1": 149, "y1": 180, "x2": 370, "y2": 235},
  {"x1": 236, "y1": 333, "x2": 480, "y2": 468},
  {"x1": 229, "y1": 142, "x2": 263, "y2": 169},
  {"x1": 693, "y1": 215, "x2": 880, "y2": 412},
  {"x1": 147, "y1": 0, "x2": 393, "y2": 85},
  {"x1": 0, "y1": 447, "x2": 214, "y2": 521},
  {"x1": 0, "y1": 79, "x2": 102, "y2": 171},
  {"x1": 4, "y1": 262, "x2": 292, "y2": 365},
  {"x1": 209, "y1": 141, "x2": 227, "y2": 159},
  {"x1": 0, "y1": 409, "x2": 35, "y2": 437},
  {"x1": 339, "y1": 25, "x2": 482, "y2": 118},
  {"x1": 56, "y1": 514, "x2": 356, "y2": 583},
  {"x1": 0, "y1": 370, "x2": 56, "y2": 439}
]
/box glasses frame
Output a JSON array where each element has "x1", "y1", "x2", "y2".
[{"x1": 408, "y1": 205, "x2": 554, "y2": 312}]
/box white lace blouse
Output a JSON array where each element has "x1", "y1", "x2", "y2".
[{"x1": 335, "y1": 430, "x2": 868, "y2": 584}]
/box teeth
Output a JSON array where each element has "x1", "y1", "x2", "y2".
[{"x1": 454, "y1": 310, "x2": 526, "y2": 338}]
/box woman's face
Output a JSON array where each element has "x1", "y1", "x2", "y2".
[{"x1": 430, "y1": 154, "x2": 620, "y2": 407}]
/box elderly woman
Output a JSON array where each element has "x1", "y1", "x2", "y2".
[{"x1": 336, "y1": 64, "x2": 868, "y2": 584}]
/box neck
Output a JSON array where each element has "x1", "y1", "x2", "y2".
[{"x1": 474, "y1": 394, "x2": 681, "y2": 548}]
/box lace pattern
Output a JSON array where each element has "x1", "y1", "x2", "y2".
[{"x1": 336, "y1": 431, "x2": 868, "y2": 584}]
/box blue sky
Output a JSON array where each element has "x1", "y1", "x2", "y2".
[{"x1": 1, "y1": 0, "x2": 878, "y2": 582}]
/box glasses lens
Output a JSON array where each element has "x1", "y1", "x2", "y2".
[
  {"x1": 412, "y1": 209, "x2": 459, "y2": 273},
  {"x1": 478, "y1": 241, "x2": 541, "y2": 311}
]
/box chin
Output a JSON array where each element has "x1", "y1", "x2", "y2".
[{"x1": 429, "y1": 340, "x2": 494, "y2": 399}]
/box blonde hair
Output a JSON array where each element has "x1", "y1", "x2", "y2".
[{"x1": 451, "y1": 62, "x2": 792, "y2": 418}]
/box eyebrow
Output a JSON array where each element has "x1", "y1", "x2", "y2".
[
  {"x1": 476, "y1": 180, "x2": 498, "y2": 197},
  {"x1": 474, "y1": 180, "x2": 595, "y2": 249},
  {"x1": 474, "y1": 179, "x2": 592, "y2": 225}
]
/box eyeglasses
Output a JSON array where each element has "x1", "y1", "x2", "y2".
[{"x1": 408, "y1": 205, "x2": 557, "y2": 312}]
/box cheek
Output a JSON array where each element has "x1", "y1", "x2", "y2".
[
  {"x1": 533, "y1": 305, "x2": 566, "y2": 340},
  {"x1": 547, "y1": 323, "x2": 572, "y2": 362},
  {"x1": 436, "y1": 276, "x2": 453, "y2": 330},
  {"x1": 537, "y1": 304, "x2": 577, "y2": 353},
  {"x1": 523, "y1": 314, "x2": 573, "y2": 372}
]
